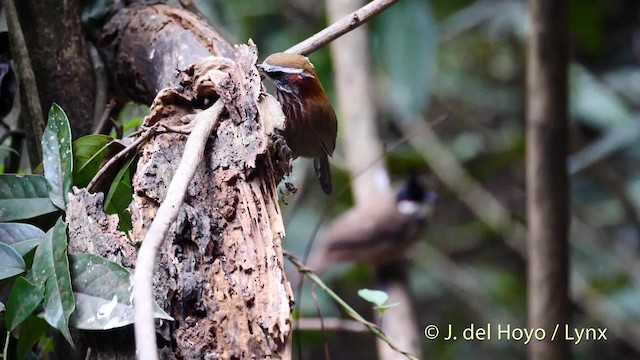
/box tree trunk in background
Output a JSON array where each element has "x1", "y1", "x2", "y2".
[
  {"x1": 15, "y1": 0, "x2": 95, "y2": 137},
  {"x1": 326, "y1": 0, "x2": 389, "y2": 205},
  {"x1": 326, "y1": 0, "x2": 420, "y2": 359},
  {"x1": 526, "y1": 0, "x2": 570, "y2": 359}
]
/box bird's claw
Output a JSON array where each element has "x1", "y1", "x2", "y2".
[{"x1": 272, "y1": 131, "x2": 293, "y2": 168}]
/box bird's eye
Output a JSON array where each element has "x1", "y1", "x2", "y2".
[
  {"x1": 267, "y1": 71, "x2": 306, "y2": 83},
  {"x1": 267, "y1": 71, "x2": 286, "y2": 82}
]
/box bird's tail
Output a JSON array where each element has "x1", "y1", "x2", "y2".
[{"x1": 314, "y1": 155, "x2": 333, "y2": 194}]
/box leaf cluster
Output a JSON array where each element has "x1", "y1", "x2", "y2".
[{"x1": 0, "y1": 104, "x2": 168, "y2": 359}]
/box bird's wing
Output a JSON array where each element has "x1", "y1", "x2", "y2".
[
  {"x1": 308, "y1": 103, "x2": 338, "y2": 156},
  {"x1": 315, "y1": 197, "x2": 419, "y2": 266},
  {"x1": 324, "y1": 211, "x2": 410, "y2": 252}
]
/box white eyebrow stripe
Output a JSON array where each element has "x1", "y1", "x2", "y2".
[{"x1": 260, "y1": 64, "x2": 305, "y2": 74}]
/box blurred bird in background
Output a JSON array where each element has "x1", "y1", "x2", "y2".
[{"x1": 301, "y1": 172, "x2": 436, "y2": 278}]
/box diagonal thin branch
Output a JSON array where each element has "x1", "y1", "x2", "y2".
[
  {"x1": 86, "y1": 124, "x2": 155, "y2": 193},
  {"x1": 286, "y1": 0, "x2": 400, "y2": 56},
  {"x1": 284, "y1": 251, "x2": 419, "y2": 360}
]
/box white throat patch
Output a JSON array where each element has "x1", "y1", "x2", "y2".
[{"x1": 397, "y1": 200, "x2": 427, "y2": 216}]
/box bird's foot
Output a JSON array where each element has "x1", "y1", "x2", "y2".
[{"x1": 271, "y1": 130, "x2": 294, "y2": 173}]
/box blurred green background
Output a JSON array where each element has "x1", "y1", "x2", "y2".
[{"x1": 189, "y1": 0, "x2": 640, "y2": 358}]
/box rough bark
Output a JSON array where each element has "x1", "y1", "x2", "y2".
[
  {"x1": 67, "y1": 189, "x2": 136, "y2": 270},
  {"x1": 526, "y1": 0, "x2": 570, "y2": 359},
  {"x1": 65, "y1": 189, "x2": 138, "y2": 360},
  {"x1": 98, "y1": 4, "x2": 235, "y2": 105},
  {"x1": 15, "y1": 0, "x2": 95, "y2": 137},
  {"x1": 64, "y1": 4, "x2": 294, "y2": 359},
  {"x1": 128, "y1": 49, "x2": 292, "y2": 358}
]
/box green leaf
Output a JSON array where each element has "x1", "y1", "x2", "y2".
[
  {"x1": 0, "y1": 242, "x2": 25, "y2": 280},
  {"x1": 104, "y1": 156, "x2": 135, "y2": 233},
  {"x1": 28, "y1": 228, "x2": 55, "y2": 286},
  {"x1": 0, "y1": 223, "x2": 45, "y2": 256},
  {"x1": 121, "y1": 116, "x2": 143, "y2": 135},
  {"x1": 41, "y1": 217, "x2": 74, "y2": 346},
  {"x1": 28, "y1": 217, "x2": 74, "y2": 346},
  {"x1": 117, "y1": 102, "x2": 147, "y2": 136},
  {"x1": 358, "y1": 288, "x2": 389, "y2": 307},
  {"x1": 69, "y1": 253, "x2": 173, "y2": 330},
  {"x1": 0, "y1": 175, "x2": 59, "y2": 221},
  {"x1": 5, "y1": 277, "x2": 44, "y2": 331},
  {"x1": 17, "y1": 316, "x2": 49, "y2": 360},
  {"x1": 72, "y1": 134, "x2": 113, "y2": 188},
  {"x1": 42, "y1": 104, "x2": 73, "y2": 209}
]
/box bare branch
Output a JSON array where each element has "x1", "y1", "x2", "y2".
[
  {"x1": 89, "y1": 43, "x2": 109, "y2": 132},
  {"x1": 286, "y1": 0, "x2": 400, "y2": 56},
  {"x1": 3, "y1": 0, "x2": 44, "y2": 164},
  {"x1": 92, "y1": 99, "x2": 116, "y2": 135},
  {"x1": 86, "y1": 124, "x2": 154, "y2": 193}
]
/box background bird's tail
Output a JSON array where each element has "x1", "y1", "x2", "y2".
[{"x1": 314, "y1": 155, "x2": 333, "y2": 194}]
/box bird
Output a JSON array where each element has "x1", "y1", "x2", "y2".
[
  {"x1": 305, "y1": 173, "x2": 436, "y2": 275},
  {"x1": 257, "y1": 52, "x2": 338, "y2": 194}
]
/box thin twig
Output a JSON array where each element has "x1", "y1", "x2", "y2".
[
  {"x1": 285, "y1": 0, "x2": 400, "y2": 56},
  {"x1": 111, "y1": 117, "x2": 124, "y2": 139},
  {"x1": 310, "y1": 284, "x2": 331, "y2": 360},
  {"x1": 86, "y1": 124, "x2": 157, "y2": 193},
  {"x1": 134, "y1": 101, "x2": 225, "y2": 360},
  {"x1": 89, "y1": 43, "x2": 109, "y2": 132},
  {"x1": 3, "y1": 0, "x2": 44, "y2": 163},
  {"x1": 92, "y1": 99, "x2": 116, "y2": 135},
  {"x1": 284, "y1": 252, "x2": 419, "y2": 360},
  {"x1": 291, "y1": 114, "x2": 448, "y2": 358},
  {"x1": 3, "y1": 331, "x2": 9, "y2": 360}
]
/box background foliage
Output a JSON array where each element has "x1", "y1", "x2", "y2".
[
  {"x1": 190, "y1": 0, "x2": 640, "y2": 359},
  {"x1": 1, "y1": 0, "x2": 639, "y2": 359}
]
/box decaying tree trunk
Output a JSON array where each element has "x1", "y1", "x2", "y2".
[
  {"x1": 131, "y1": 49, "x2": 293, "y2": 358},
  {"x1": 98, "y1": 4, "x2": 235, "y2": 104},
  {"x1": 68, "y1": 4, "x2": 293, "y2": 359}
]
